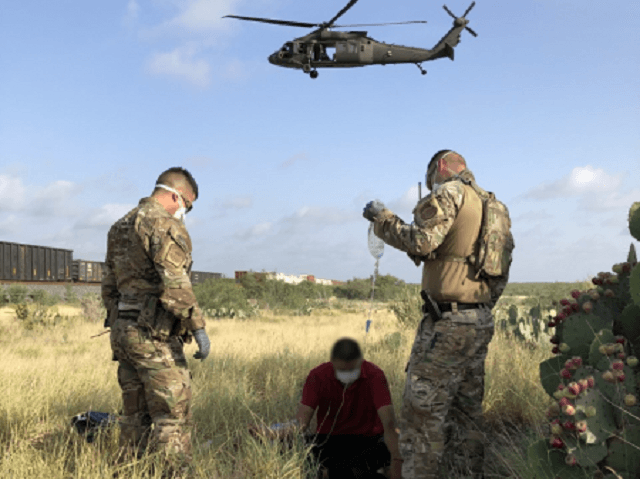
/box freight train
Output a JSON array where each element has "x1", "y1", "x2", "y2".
[{"x1": 0, "y1": 240, "x2": 222, "y2": 285}]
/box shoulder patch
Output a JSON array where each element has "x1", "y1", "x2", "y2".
[{"x1": 415, "y1": 195, "x2": 444, "y2": 225}]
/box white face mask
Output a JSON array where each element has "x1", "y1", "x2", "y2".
[
  {"x1": 336, "y1": 367, "x2": 360, "y2": 384},
  {"x1": 156, "y1": 184, "x2": 187, "y2": 223}
]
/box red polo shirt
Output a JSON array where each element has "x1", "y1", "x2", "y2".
[{"x1": 301, "y1": 359, "x2": 392, "y2": 436}]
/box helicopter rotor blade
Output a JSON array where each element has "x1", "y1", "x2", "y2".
[
  {"x1": 463, "y1": 1, "x2": 476, "y2": 18},
  {"x1": 326, "y1": 0, "x2": 360, "y2": 28},
  {"x1": 442, "y1": 5, "x2": 457, "y2": 20},
  {"x1": 465, "y1": 26, "x2": 478, "y2": 37},
  {"x1": 333, "y1": 20, "x2": 428, "y2": 28},
  {"x1": 223, "y1": 15, "x2": 318, "y2": 28}
]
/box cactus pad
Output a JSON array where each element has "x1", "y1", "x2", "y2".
[
  {"x1": 563, "y1": 313, "x2": 612, "y2": 359},
  {"x1": 603, "y1": 425, "x2": 640, "y2": 478},
  {"x1": 575, "y1": 386, "x2": 616, "y2": 444},
  {"x1": 619, "y1": 304, "x2": 640, "y2": 347},
  {"x1": 628, "y1": 201, "x2": 640, "y2": 241},
  {"x1": 589, "y1": 329, "x2": 615, "y2": 370},
  {"x1": 630, "y1": 263, "x2": 640, "y2": 308},
  {"x1": 540, "y1": 354, "x2": 571, "y2": 397},
  {"x1": 527, "y1": 438, "x2": 591, "y2": 479}
]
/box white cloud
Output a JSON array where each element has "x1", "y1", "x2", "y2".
[
  {"x1": 167, "y1": 0, "x2": 238, "y2": 34},
  {"x1": 520, "y1": 166, "x2": 624, "y2": 201},
  {"x1": 28, "y1": 180, "x2": 80, "y2": 217},
  {"x1": 0, "y1": 174, "x2": 27, "y2": 212},
  {"x1": 388, "y1": 185, "x2": 420, "y2": 214},
  {"x1": 146, "y1": 45, "x2": 211, "y2": 87},
  {"x1": 123, "y1": 0, "x2": 140, "y2": 28},
  {"x1": 77, "y1": 203, "x2": 135, "y2": 228}
]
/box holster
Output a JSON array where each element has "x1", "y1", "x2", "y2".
[
  {"x1": 137, "y1": 295, "x2": 177, "y2": 342},
  {"x1": 420, "y1": 290, "x2": 443, "y2": 323}
]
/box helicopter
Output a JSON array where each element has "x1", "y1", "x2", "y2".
[{"x1": 224, "y1": 0, "x2": 478, "y2": 79}]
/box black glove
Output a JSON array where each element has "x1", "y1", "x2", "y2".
[
  {"x1": 192, "y1": 328, "x2": 210, "y2": 361},
  {"x1": 362, "y1": 200, "x2": 386, "y2": 222}
]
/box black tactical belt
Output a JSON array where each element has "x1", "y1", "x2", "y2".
[{"x1": 437, "y1": 302, "x2": 482, "y2": 312}]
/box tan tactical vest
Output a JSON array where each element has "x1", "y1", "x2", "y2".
[{"x1": 421, "y1": 183, "x2": 492, "y2": 304}]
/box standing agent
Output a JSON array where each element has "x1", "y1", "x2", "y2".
[
  {"x1": 101, "y1": 167, "x2": 211, "y2": 477},
  {"x1": 295, "y1": 337, "x2": 403, "y2": 479},
  {"x1": 362, "y1": 150, "x2": 514, "y2": 479}
]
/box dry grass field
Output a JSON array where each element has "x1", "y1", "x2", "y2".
[{"x1": 0, "y1": 300, "x2": 557, "y2": 479}]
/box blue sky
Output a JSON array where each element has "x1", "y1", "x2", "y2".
[{"x1": 1, "y1": 0, "x2": 638, "y2": 284}]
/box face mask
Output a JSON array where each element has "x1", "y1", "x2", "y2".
[
  {"x1": 157, "y1": 184, "x2": 187, "y2": 223},
  {"x1": 336, "y1": 367, "x2": 360, "y2": 384}
]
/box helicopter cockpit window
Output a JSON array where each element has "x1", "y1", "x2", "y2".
[{"x1": 281, "y1": 43, "x2": 293, "y2": 53}]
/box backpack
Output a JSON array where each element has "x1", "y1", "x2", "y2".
[
  {"x1": 71, "y1": 411, "x2": 118, "y2": 443},
  {"x1": 457, "y1": 176, "x2": 515, "y2": 280}
]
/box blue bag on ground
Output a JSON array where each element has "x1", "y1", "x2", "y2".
[{"x1": 71, "y1": 411, "x2": 118, "y2": 443}]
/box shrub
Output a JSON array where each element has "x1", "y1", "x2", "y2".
[
  {"x1": 80, "y1": 293, "x2": 106, "y2": 323},
  {"x1": 6, "y1": 284, "x2": 29, "y2": 304},
  {"x1": 194, "y1": 278, "x2": 256, "y2": 319},
  {"x1": 64, "y1": 283, "x2": 78, "y2": 304}
]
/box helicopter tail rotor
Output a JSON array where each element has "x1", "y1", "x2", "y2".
[{"x1": 443, "y1": 2, "x2": 477, "y2": 37}]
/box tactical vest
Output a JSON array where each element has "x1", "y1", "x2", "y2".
[{"x1": 421, "y1": 178, "x2": 514, "y2": 304}]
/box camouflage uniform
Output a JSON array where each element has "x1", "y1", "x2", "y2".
[
  {"x1": 372, "y1": 168, "x2": 511, "y2": 479},
  {"x1": 102, "y1": 197, "x2": 206, "y2": 469}
]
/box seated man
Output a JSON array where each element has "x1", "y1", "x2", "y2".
[{"x1": 295, "y1": 337, "x2": 403, "y2": 479}]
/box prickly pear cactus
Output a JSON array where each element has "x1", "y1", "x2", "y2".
[
  {"x1": 496, "y1": 302, "x2": 553, "y2": 347},
  {"x1": 529, "y1": 202, "x2": 640, "y2": 479}
]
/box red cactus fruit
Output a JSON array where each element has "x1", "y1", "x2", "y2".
[
  {"x1": 617, "y1": 374, "x2": 625, "y2": 382},
  {"x1": 604, "y1": 289, "x2": 615, "y2": 298},
  {"x1": 550, "y1": 436, "x2": 564, "y2": 449},
  {"x1": 576, "y1": 420, "x2": 588, "y2": 433},
  {"x1": 557, "y1": 384, "x2": 565, "y2": 391},
  {"x1": 618, "y1": 353, "x2": 626, "y2": 360},
  {"x1": 560, "y1": 299, "x2": 571, "y2": 306},
  {"x1": 612, "y1": 360, "x2": 624, "y2": 370},
  {"x1": 552, "y1": 346, "x2": 560, "y2": 354},
  {"x1": 564, "y1": 359, "x2": 576, "y2": 370},
  {"x1": 568, "y1": 383, "x2": 581, "y2": 396},
  {"x1": 570, "y1": 302, "x2": 580, "y2": 312},
  {"x1": 582, "y1": 301, "x2": 593, "y2": 314},
  {"x1": 624, "y1": 394, "x2": 637, "y2": 407},
  {"x1": 565, "y1": 454, "x2": 577, "y2": 466},
  {"x1": 627, "y1": 356, "x2": 639, "y2": 367},
  {"x1": 561, "y1": 368, "x2": 572, "y2": 379},
  {"x1": 562, "y1": 404, "x2": 576, "y2": 416},
  {"x1": 556, "y1": 312, "x2": 566, "y2": 321},
  {"x1": 548, "y1": 320, "x2": 556, "y2": 328},
  {"x1": 592, "y1": 277, "x2": 602, "y2": 285},
  {"x1": 572, "y1": 356, "x2": 583, "y2": 368},
  {"x1": 622, "y1": 262, "x2": 631, "y2": 273},
  {"x1": 550, "y1": 335, "x2": 560, "y2": 344},
  {"x1": 578, "y1": 378, "x2": 589, "y2": 391},
  {"x1": 602, "y1": 371, "x2": 615, "y2": 383},
  {"x1": 615, "y1": 336, "x2": 625, "y2": 344},
  {"x1": 586, "y1": 376, "x2": 595, "y2": 388},
  {"x1": 570, "y1": 290, "x2": 581, "y2": 299},
  {"x1": 562, "y1": 420, "x2": 575, "y2": 431},
  {"x1": 559, "y1": 397, "x2": 570, "y2": 407}
]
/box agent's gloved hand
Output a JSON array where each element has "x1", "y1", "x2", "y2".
[
  {"x1": 362, "y1": 199, "x2": 386, "y2": 222},
  {"x1": 192, "y1": 328, "x2": 210, "y2": 361}
]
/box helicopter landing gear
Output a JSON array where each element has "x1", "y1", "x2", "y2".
[
  {"x1": 416, "y1": 63, "x2": 427, "y2": 75},
  {"x1": 302, "y1": 63, "x2": 312, "y2": 73},
  {"x1": 310, "y1": 70, "x2": 319, "y2": 79}
]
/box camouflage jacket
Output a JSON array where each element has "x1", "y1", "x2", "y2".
[
  {"x1": 101, "y1": 197, "x2": 206, "y2": 333},
  {"x1": 373, "y1": 169, "x2": 509, "y2": 307}
]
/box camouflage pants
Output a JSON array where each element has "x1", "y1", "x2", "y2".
[
  {"x1": 110, "y1": 315, "x2": 193, "y2": 468},
  {"x1": 399, "y1": 304, "x2": 494, "y2": 479}
]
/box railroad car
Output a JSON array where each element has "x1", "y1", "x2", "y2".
[{"x1": 0, "y1": 240, "x2": 73, "y2": 282}]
